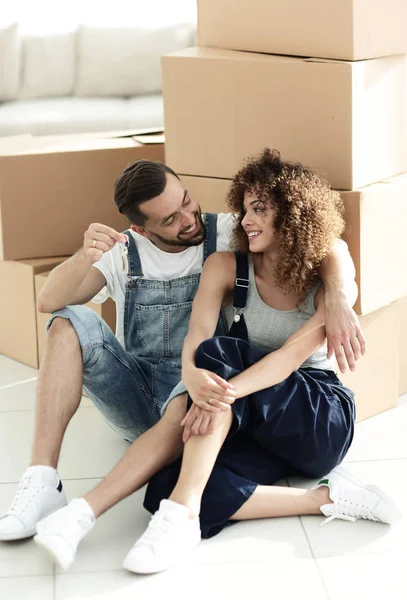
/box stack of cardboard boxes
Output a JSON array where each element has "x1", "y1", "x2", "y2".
[
  {"x1": 0, "y1": 130, "x2": 164, "y2": 369},
  {"x1": 162, "y1": 0, "x2": 407, "y2": 421}
]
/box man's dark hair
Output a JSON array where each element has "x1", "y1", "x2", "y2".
[{"x1": 114, "y1": 160, "x2": 179, "y2": 225}]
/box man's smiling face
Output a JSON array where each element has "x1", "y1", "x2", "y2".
[{"x1": 131, "y1": 174, "x2": 206, "y2": 252}]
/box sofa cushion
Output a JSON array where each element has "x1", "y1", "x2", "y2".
[
  {"x1": 0, "y1": 95, "x2": 164, "y2": 136},
  {"x1": 124, "y1": 94, "x2": 164, "y2": 129},
  {"x1": 75, "y1": 23, "x2": 194, "y2": 97},
  {"x1": 0, "y1": 23, "x2": 20, "y2": 101},
  {"x1": 19, "y1": 33, "x2": 76, "y2": 100},
  {"x1": 126, "y1": 94, "x2": 164, "y2": 129}
]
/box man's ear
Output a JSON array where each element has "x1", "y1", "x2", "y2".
[{"x1": 131, "y1": 224, "x2": 151, "y2": 239}]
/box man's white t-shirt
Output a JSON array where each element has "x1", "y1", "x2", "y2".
[{"x1": 92, "y1": 213, "x2": 235, "y2": 345}]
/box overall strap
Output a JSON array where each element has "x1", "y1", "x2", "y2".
[
  {"x1": 203, "y1": 213, "x2": 218, "y2": 263},
  {"x1": 233, "y1": 252, "x2": 249, "y2": 312},
  {"x1": 125, "y1": 230, "x2": 143, "y2": 278},
  {"x1": 227, "y1": 252, "x2": 250, "y2": 341}
]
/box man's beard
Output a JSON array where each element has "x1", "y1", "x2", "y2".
[{"x1": 149, "y1": 212, "x2": 207, "y2": 248}]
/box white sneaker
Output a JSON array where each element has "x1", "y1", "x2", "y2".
[
  {"x1": 315, "y1": 466, "x2": 402, "y2": 525},
  {"x1": 0, "y1": 466, "x2": 67, "y2": 541},
  {"x1": 34, "y1": 498, "x2": 95, "y2": 571},
  {"x1": 123, "y1": 499, "x2": 201, "y2": 574}
]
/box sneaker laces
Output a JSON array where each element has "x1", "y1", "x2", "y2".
[
  {"x1": 8, "y1": 473, "x2": 44, "y2": 517},
  {"x1": 138, "y1": 511, "x2": 179, "y2": 546},
  {"x1": 321, "y1": 497, "x2": 377, "y2": 526}
]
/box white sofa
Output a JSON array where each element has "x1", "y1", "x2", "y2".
[{"x1": 0, "y1": 22, "x2": 195, "y2": 136}]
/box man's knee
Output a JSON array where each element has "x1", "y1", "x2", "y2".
[
  {"x1": 47, "y1": 306, "x2": 106, "y2": 352},
  {"x1": 47, "y1": 316, "x2": 78, "y2": 346}
]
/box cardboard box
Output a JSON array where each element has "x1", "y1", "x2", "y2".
[
  {"x1": 0, "y1": 257, "x2": 68, "y2": 368},
  {"x1": 163, "y1": 48, "x2": 407, "y2": 190},
  {"x1": 0, "y1": 130, "x2": 165, "y2": 261},
  {"x1": 341, "y1": 173, "x2": 407, "y2": 315},
  {"x1": 399, "y1": 297, "x2": 407, "y2": 396},
  {"x1": 198, "y1": 0, "x2": 407, "y2": 61},
  {"x1": 35, "y1": 270, "x2": 116, "y2": 365},
  {"x1": 338, "y1": 302, "x2": 399, "y2": 422},
  {"x1": 179, "y1": 175, "x2": 231, "y2": 213}
]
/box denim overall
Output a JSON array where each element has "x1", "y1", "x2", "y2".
[
  {"x1": 144, "y1": 253, "x2": 356, "y2": 537},
  {"x1": 48, "y1": 214, "x2": 225, "y2": 442}
]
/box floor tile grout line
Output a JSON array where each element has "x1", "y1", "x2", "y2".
[
  {"x1": 0, "y1": 554, "x2": 403, "y2": 587},
  {"x1": 0, "y1": 551, "x2": 405, "y2": 582},
  {"x1": 0, "y1": 476, "x2": 107, "y2": 485},
  {"x1": 55, "y1": 567, "x2": 125, "y2": 578},
  {"x1": 296, "y1": 548, "x2": 407, "y2": 562},
  {"x1": 312, "y1": 556, "x2": 332, "y2": 600},
  {"x1": 0, "y1": 409, "x2": 40, "y2": 414},
  {"x1": 0, "y1": 377, "x2": 38, "y2": 391},
  {"x1": 0, "y1": 572, "x2": 54, "y2": 580},
  {"x1": 298, "y1": 516, "x2": 332, "y2": 600},
  {"x1": 287, "y1": 474, "x2": 330, "y2": 594},
  {"x1": 0, "y1": 404, "x2": 94, "y2": 414}
]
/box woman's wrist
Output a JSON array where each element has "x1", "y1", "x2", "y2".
[{"x1": 181, "y1": 363, "x2": 198, "y2": 384}]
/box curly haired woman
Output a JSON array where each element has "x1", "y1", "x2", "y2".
[{"x1": 124, "y1": 149, "x2": 401, "y2": 574}]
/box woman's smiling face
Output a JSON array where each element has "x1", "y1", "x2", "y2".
[{"x1": 241, "y1": 191, "x2": 278, "y2": 253}]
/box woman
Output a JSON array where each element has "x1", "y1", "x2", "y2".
[{"x1": 123, "y1": 149, "x2": 401, "y2": 573}]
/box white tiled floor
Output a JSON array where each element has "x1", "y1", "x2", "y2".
[{"x1": 0, "y1": 354, "x2": 406, "y2": 600}]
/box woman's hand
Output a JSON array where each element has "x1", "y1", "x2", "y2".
[
  {"x1": 183, "y1": 367, "x2": 236, "y2": 412},
  {"x1": 180, "y1": 404, "x2": 225, "y2": 443}
]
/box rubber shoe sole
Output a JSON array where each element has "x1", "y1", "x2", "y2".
[
  {"x1": 0, "y1": 499, "x2": 68, "y2": 542},
  {"x1": 123, "y1": 537, "x2": 201, "y2": 575}
]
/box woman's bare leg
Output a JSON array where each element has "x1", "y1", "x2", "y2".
[
  {"x1": 231, "y1": 484, "x2": 331, "y2": 520},
  {"x1": 163, "y1": 411, "x2": 330, "y2": 521},
  {"x1": 168, "y1": 409, "x2": 234, "y2": 517}
]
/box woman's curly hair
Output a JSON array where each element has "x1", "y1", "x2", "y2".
[{"x1": 227, "y1": 148, "x2": 345, "y2": 297}]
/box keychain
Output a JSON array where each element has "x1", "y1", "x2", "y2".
[{"x1": 121, "y1": 237, "x2": 129, "y2": 274}]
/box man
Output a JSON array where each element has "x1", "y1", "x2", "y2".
[{"x1": 0, "y1": 159, "x2": 365, "y2": 569}]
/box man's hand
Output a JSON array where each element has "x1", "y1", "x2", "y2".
[
  {"x1": 324, "y1": 291, "x2": 366, "y2": 373},
  {"x1": 182, "y1": 368, "x2": 236, "y2": 412},
  {"x1": 180, "y1": 404, "x2": 224, "y2": 443},
  {"x1": 83, "y1": 223, "x2": 128, "y2": 264}
]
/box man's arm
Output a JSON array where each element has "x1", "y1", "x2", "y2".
[
  {"x1": 37, "y1": 251, "x2": 106, "y2": 313},
  {"x1": 37, "y1": 223, "x2": 126, "y2": 313},
  {"x1": 318, "y1": 239, "x2": 366, "y2": 373}
]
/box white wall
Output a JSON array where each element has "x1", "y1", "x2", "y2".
[{"x1": 1, "y1": 0, "x2": 197, "y2": 34}]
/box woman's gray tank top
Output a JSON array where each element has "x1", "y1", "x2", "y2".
[{"x1": 224, "y1": 257, "x2": 334, "y2": 371}]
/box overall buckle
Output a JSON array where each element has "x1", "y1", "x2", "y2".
[{"x1": 235, "y1": 278, "x2": 249, "y2": 288}]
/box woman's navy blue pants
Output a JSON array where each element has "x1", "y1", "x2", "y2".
[{"x1": 144, "y1": 336, "x2": 355, "y2": 538}]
